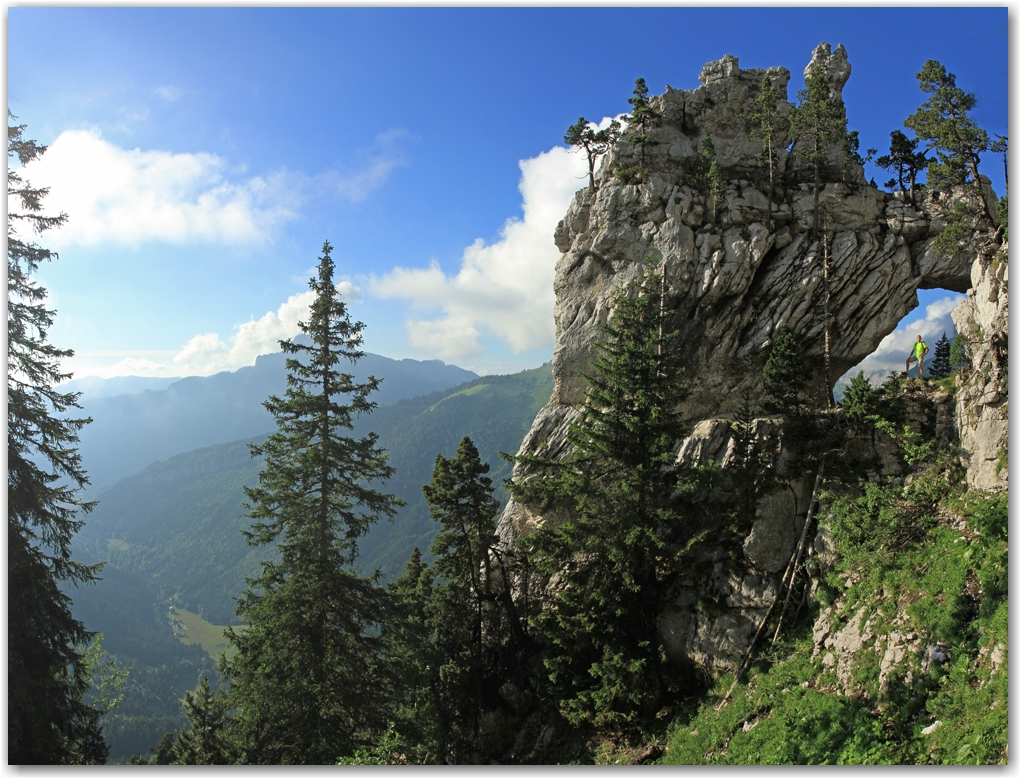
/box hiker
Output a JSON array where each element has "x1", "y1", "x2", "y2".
[{"x1": 906, "y1": 335, "x2": 929, "y2": 378}]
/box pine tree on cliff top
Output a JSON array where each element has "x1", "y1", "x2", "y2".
[
  {"x1": 508, "y1": 261, "x2": 699, "y2": 728},
  {"x1": 8, "y1": 116, "x2": 108, "y2": 764},
  {"x1": 222, "y1": 242, "x2": 403, "y2": 764},
  {"x1": 790, "y1": 67, "x2": 848, "y2": 238},
  {"x1": 905, "y1": 60, "x2": 990, "y2": 212}
]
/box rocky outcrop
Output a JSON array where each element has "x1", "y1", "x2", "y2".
[
  {"x1": 497, "y1": 44, "x2": 1004, "y2": 677},
  {"x1": 952, "y1": 244, "x2": 1008, "y2": 491}
]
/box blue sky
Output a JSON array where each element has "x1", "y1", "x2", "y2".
[{"x1": 8, "y1": 7, "x2": 1009, "y2": 380}]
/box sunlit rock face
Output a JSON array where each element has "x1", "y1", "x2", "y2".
[
  {"x1": 497, "y1": 44, "x2": 1003, "y2": 673},
  {"x1": 952, "y1": 243, "x2": 1008, "y2": 492}
]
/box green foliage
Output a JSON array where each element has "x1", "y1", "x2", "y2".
[
  {"x1": 760, "y1": 325, "x2": 807, "y2": 416},
  {"x1": 8, "y1": 115, "x2": 109, "y2": 765},
  {"x1": 790, "y1": 67, "x2": 849, "y2": 234},
  {"x1": 171, "y1": 677, "x2": 235, "y2": 764},
  {"x1": 748, "y1": 74, "x2": 788, "y2": 229},
  {"x1": 616, "y1": 77, "x2": 660, "y2": 185},
  {"x1": 996, "y1": 193, "x2": 1007, "y2": 240},
  {"x1": 904, "y1": 60, "x2": 989, "y2": 196},
  {"x1": 929, "y1": 332, "x2": 952, "y2": 378},
  {"x1": 931, "y1": 200, "x2": 978, "y2": 259},
  {"x1": 844, "y1": 129, "x2": 877, "y2": 172},
  {"x1": 509, "y1": 262, "x2": 700, "y2": 728},
  {"x1": 687, "y1": 135, "x2": 725, "y2": 215},
  {"x1": 565, "y1": 116, "x2": 621, "y2": 193},
  {"x1": 876, "y1": 130, "x2": 928, "y2": 198},
  {"x1": 222, "y1": 242, "x2": 403, "y2": 764},
  {"x1": 841, "y1": 372, "x2": 878, "y2": 422},
  {"x1": 424, "y1": 437, "x2": 520, "y2": 760},
  {"x1": 949, "y1": 334, "x2": 968, "y2": 372}
]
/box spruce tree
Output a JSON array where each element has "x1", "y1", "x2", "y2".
[
  {"x1": 509, "y1": 262, "x2": 696, "y2": 728},
  {"x1": 421, "y1": 436, "x2": 522, "y2": 761},
  {"x1": 749, "y1": 74, "x2": 789, "y2": 231},
  {"x1": 760, "y1": 324, "x2": 808, "y2": 416},
  {"x1": 790, "y1": 67, "x2": 849, "y2": 237},
  {"x1": 930, "y1": 332, "x2": 952, "y2": 379},
  {"x1": 8, "y1": 116, "x2": 108, "y2": 764},
  {"x1": 222, "y1": 242, "x2": 403, "y2": 764},
  {"x1": 382, "y1": 548, "x2": 439, "y2": 762},
  {"x1": 172, "y1": 677, "x2": 235, "y2": 765}
]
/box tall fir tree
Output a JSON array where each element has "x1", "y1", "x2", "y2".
[
  {"x1": 509, "y1": 262, "x2": 698, "y2": 728},
  {"x1": 222, "y1": 242, "x2": 403, "y2": 764},
  {"x1": 789, "y1": 67, "x2": 849, "y2": 237},
  {"x1": 930, "y1": 332, "x2": 952, "y2": 379},
  {"x1": 749, "y1": 74, "x2": 789, "y2": 231},
  {"x1": 422, "y1": 436, "x2": 521, "y2": 761},
  {"x1": 8, "y1": 116, "x2": 108, "y2": 764}
]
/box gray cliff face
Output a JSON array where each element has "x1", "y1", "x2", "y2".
[
  {"x1": 498, "y1": 45, "x2": 1005, "y2": 673},
  {"x1": 952, "y1": 247, "x2": 1008, "y2": 491}
]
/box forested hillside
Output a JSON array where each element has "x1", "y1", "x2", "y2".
[{"x1": 70, "y1": 363, "x2": 553, "y2": 761}]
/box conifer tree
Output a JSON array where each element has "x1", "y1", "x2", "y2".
[
  {"x1": 749, "y1": 74, "x2": 789, "y2": 231},
  {"x1": 790, "y1": 67, "x2": 849, "y2": 237},
  {"x1": 760, "y1": 324, "x2": 808, "y2": 416},
  {"x1": 565, "y1": 116, "x2": 621, "y2": 193},
  {"x1": 616, "y1": 77, "x2": 660, "y2": 185},
  {"x1": 8, "y1": 116, "x2": 108, "y2": 764},
  {"x1": 421, "y1": 436, "x2": 518, "y2": 760},
  {"x1": 222, "y1": 241, "x2": 403, "y2": 764},
  {"x1": 876, "y1": 130, "x2": 928, "y2": 202},
  {"x1": 383, "y1": 548, "x2": 439, "y2": 762},
  {"x1": 929, "y1": 332, "x2": 952, "y2": 379},
  {"x1": 949, "y1": 334, "x2": 968, "y2": 374},
  {"x1": 905, "y1": 59, "x2": 992, "y2": 221},
  {"x1": 172, "y1": 677, "x2": 235, "y2": 765},
  {"x1": 509, "y1": 262, "x2": 696, "y2": 728}
]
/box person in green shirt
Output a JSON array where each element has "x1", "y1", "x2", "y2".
[{"x1": 906, "y1": 335, "x2": 929, "y2": 377}]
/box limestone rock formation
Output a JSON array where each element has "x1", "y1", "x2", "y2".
[
  {"x1": 952, "y1": 243, "x2": 1008, "y2": 491},
  {"x1": 498, "y1": 44, "x2": 1005, "y2": 677}
]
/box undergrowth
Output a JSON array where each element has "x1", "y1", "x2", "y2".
[{"x1": 657, "y1": 450, "x2": 1007, "y2": 765}]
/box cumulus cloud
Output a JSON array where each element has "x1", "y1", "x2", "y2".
[
  {"x1": 369, "y1": 122, "x2": 607, "y2": 361},
  {"x1": 842, "y1": 294, "x2": 965, "y2": 383},
  {"x1": 18, "y1": 129, "x2": 298, "y2": 247},
  {"x1": 85, "y1": 282, "x2": 360, "y2": 378}
]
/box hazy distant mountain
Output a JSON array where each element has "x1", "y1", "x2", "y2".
[
  {"x1": 62, "y1": 375, "x2": 182, "y2": 399},
  {"x1": 75, "y1": 362, "x2": 552, "y2": 624},
  {"x1": 75, "y1": 350, "x2": 477, "y2": 492}
]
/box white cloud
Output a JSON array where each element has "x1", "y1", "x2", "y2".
[
  {"x1": 370, "y1": 121, "x2": 607, "y2": 361},
  {"x1": 17, "y1": 129, "x2": 298, "y2": 247},
  {"x1": 77, "y1": 283, "x2": 361, "y2": 378},
  {"x1": 841, "y1": 294, "x2": 965, "y2": 383}
]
